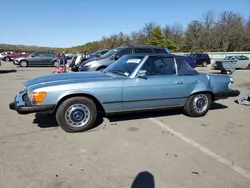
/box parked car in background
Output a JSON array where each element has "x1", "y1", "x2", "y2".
[
  {"x1": 71, "y1": 53, "x2": 90, "y2": 72},
  {"x1": 89, "y1": 49, "x2": 109, "y2": 58},
  {"x1": 0, "y1": 51, "x2": 15, "y2": 60},
  {"x1": 183, "y1": 56, "x2": 196, "y2": 68},
  {"x1": 212, "y1": 55, "x2": 250, "y2": 70},
  {"x1": 13, "y1": 52, "x2": 57, "y2": 67},
  {"x1": 186, "y1": 53, "x2": 211, "y2": 67},
  {"x1": 78, "y1": 45, "x2": 170, "y2": 72},
  {"x1": 9, "y1": 54, "x2": 239, "y2": 133},
  {"x1": 0, "y1": 51, "x2": 29, "y2": 61}
]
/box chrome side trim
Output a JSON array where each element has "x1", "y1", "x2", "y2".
[{"x1": 106, "y1": 104, "x2": 183, "y2": 114}]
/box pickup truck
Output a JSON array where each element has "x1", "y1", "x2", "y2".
[{"x1": 0, "y1": 51, "x2": 29, "y2": 62}]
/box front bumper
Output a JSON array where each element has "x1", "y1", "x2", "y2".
[
  {"x1": 9, "y1": 90, "x2": 55, "y2": 115},
  {"x1": 13, "y1": 60, "x2": 20, "y2": 65},
  {"x1": 214, "y1": 89, "x2": 240, "y2": 100}
]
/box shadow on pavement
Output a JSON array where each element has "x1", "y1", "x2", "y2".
[
  {"x1": 0, "y1": 69, "x2": 17, "y2": 74},
  {"x1": 33, "y1": 113, "x2": 58, "y2": 128},
  {"x1": 108, "y1": 102, "x2": 227, "y2": 123},
  {"x1": 131, "y1": 171, "x2": 155, "y2": 188},
  {"x1": 210, "y1": 102, "x2": 228, "y2": 110},
  {"x1": 32, "y1": 102, "x2": 227, "y2": 130},
  {"x1": 33, "y1": 113, "x2": 104, "y2": 130}
]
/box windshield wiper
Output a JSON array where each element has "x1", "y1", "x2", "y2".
[{"x1": 106, "y1": 69, "x2": 127, "y2": 76}]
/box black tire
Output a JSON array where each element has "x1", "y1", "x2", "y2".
[
  {"x1": 20, "y1": 60, "x2": 28, "y2": 67},
  {"x1": 183, "y1": 93, "x2": 212, "y2": 117},
  {"x1": 202, "y1": 61, "x2": 207, "y2": 67},
  {"x1": 246, "y1": 64, "x2": 250, "y2": 70},
  {"x1": 52, "y1": 60, "x2": 57, "y2": 67},
  {"x1": 56, "y1": 97, "x2": 97, "y2": 133},
  {"x1": 4, "y1": 56, "x2": 10, "y2": 62}
]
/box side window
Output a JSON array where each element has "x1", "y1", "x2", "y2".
[
  {"x1": 33, "y1": 53, "x2": 41, "y2": 57},
  {"x1": 134, "y1": 48, "x2": 153, "y2": 53},
  {"x1": 241, "y1": 56, "x2": 249, "y2": 60},
  {"x1": 236, "y1": 56, "x2": 242, "y2": 60},
  {"x1": 46, "y1": 53, "x2": 54, "y2": 57},
  {"x1": 154, "y1": 48, "x2": 167, "y2": 53},
  {"x1": 117, "y1": 48, "x2": 133, "y2": 58},
  {"x1": 140, "y1": 57, "x2": 176, "y2": 76}
]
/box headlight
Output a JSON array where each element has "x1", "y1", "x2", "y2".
[{"x1": 27, "y1": 90, "x2": 33, "y2": 100}]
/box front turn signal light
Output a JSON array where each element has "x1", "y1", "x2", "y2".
[{"x1": 32, "y1": 92, "x2": 46, "y2": 103}]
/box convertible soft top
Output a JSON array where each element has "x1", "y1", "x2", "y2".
[{"x1": 175, "y1": 56, "x2": 199, "y2": 76}]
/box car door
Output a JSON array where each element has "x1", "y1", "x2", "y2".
[
  {"x1": 122, "y1": 56, "x2": 192, "y2": 110},
  {"x1": 239, "y1": 56, "x2": 250, "y2": 69},
  {"x1": 29, "y1": 52, "x2": 42, "y2": 65},
  {"x1": 40, "y1": 52, "x2": 54, "y2": 66}
]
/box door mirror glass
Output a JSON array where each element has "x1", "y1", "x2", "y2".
[
  {"x1": 114, "y1": 55, "x2": 120, "y2": 60},
  {"x1": 137, "y1": 70, "x2": 147, "y2": 78}
]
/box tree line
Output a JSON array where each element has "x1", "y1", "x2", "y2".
[
  {"x1": 63, "y1": 11, "x2": 250, "y2": 53},
  {"x1": 1, "y1": 11, "x2": 249, "y2": 54},
  {"x1": 0, "y1": 44, "x2": 59, "y2": 53}
]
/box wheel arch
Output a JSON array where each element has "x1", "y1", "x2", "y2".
[
  {"x1": 190, "y1": 91, "x2": 215, "y2": 101},
  {"x1": 96, "y1": 66, "x2": 107, "y2": 71},
  {"x1": 54, "y1": 93, "x2": 106, "y2": 114}
]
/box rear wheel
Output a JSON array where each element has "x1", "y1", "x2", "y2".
[
  {"x1": 20, "y1": 60, "x2": 28, "y2": 67},
  {"x1": 56, "y1": 97, "x2": 97, "y2": 133},
  {"x1": 4, "y1": 57, "x2": 10, "y2": 62},
  {"x1": 184, "y1": 93, "x2": 212, "y2": 117},
  {"x1": 52, "y1": 60, "x2": 57, "y2": 67},
  {"x1": 246, "y1": 64, "x2": 250, "y2": 70},
  {"x1": 202, "y1": 61, "x2": 207, "y2": 67}
]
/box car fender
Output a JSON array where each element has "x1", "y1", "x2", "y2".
[
  {"x1": 189, "y1": 74, "x2": 214, "y2": 97},
  {"x1": 57, "y1": 90, "x2": 102, "y2": 104}
]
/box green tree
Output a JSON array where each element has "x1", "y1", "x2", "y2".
[{"x1": 147, "y1": 27, "x2": 177, "y2": 51}]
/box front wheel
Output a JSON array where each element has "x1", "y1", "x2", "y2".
[
  {"x1": 246, "y1": 64, "x2": 250, "y2": 70},
  {"x1": 183, "y1": 93, "x2": 212, "y2": 117},
  {"x1": 56, "y1": 97, "x2": 97, "y2": 133},
  {"x1": 20, "y1": 60, "x2": 28, "y2": 67}
]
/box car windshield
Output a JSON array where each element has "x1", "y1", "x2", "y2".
[
  {"x1": 92, "y1": 50, "x2": 101, "y2": 56},
  {"x1": 104, "y1": 55, "x2": 144, "y2": 77},
  {"x1": 100, "y1": 48, "x2": 120, "y2": 58},
  {"x1": 28, "y1": 53, "x2": 36, "y2": 57}
]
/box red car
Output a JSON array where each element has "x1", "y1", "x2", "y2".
[{"x1": 0, "y1": 51, "x2": 29, "y2": 61}]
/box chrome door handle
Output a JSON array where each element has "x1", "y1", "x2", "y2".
[{"x1": 175, "y1": 81, "x2": 183, "y2": 84}]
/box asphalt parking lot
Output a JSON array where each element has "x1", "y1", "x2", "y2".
[{"x1": 0, "y1": 61, "x2": 250, "y2": 188}]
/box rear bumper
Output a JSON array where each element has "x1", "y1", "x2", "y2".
[
  {"x1": 214, "y1": 89, "x2": 240, "y2": 100},
  {"x1": 9, "y1": 90, "x2": 55, "y2": 115}
]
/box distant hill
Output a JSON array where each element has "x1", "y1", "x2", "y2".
[{"x1": 0, "y1": 43, "x2": 61, "y2": 52}]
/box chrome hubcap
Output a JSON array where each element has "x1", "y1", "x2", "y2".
[
  {"x1": 193, "y1": 94, "x2": 208, "y2": 113},
  {"x1": 65, "y1": 104, "x2": 90, "y2": 128}
]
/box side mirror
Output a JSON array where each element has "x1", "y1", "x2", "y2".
[
  {"x1": 31, "y1": 55, "x2": 35, "y2": 58},
  {"x1": 114, "y1": 55, "x2": 120, "y2": 60},
  {"x1": 137, "y1": 70, "x2": 147, "y2": 79}
]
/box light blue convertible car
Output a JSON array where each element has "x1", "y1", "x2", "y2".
[{"x1": 9, "y1": 54, "x2": 240, "y2": 133}]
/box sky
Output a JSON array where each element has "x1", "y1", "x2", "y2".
[{"x1": 0, "y1": 0, "x2": 249, "y2": 48}]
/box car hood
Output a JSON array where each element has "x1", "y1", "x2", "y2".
[
  {"x1": 80, "y1": 56, "x2": 109, "y2": 65},
  {"x1": 24, "y1": 71, "x2": 112, "y2": 89},
  {"x1": 14, "y1": 57, "x2": 25, "y2": 61}
]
